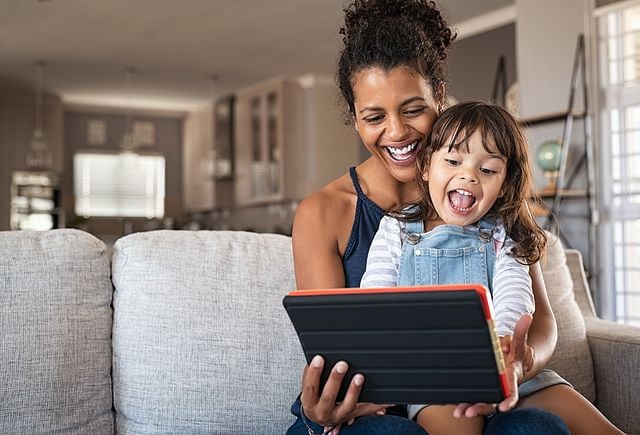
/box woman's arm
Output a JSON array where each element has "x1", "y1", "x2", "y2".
[
  {"x1": 522, "y1": 261, "x2": 558, "y2": 380},
  {"x1": 291, "y1": 192, "x2": 389, "y2": 427},
  {"x1": 292, "y1": 192, "x2": 346, "y2": 289}
]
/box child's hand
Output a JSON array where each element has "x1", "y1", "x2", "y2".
[
  {"x1": 500, "y1": 333, "x2": 535, "y2": 376},
  {"x1": 453, "y1": 314, "x2": 534, "y2": 417},
  {"x1": 498, "y1": 313, "x2": 534, "y2": 411}
]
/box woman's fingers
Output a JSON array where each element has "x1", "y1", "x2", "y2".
[{"x1": 300, "y1": 356, "x2": 365, "y2": 427}]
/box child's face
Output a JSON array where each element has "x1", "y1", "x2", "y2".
[{"x1": 423, "y1": 129, "x2": 507, "y2": 229}]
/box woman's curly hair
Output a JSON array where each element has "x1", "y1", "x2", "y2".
[{"x1": 337, "y1": 0, "x2": 455, "y2": 118}]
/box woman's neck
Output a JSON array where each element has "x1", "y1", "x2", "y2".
[{"x1": 357, "y1": 158, "x2": 419, "y2": 211}]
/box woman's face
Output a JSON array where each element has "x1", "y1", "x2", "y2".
[{"x1": 352, "y1": 66, "x2": 440, "y2": 183}]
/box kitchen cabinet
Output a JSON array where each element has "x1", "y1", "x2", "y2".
[{"x1": 234, "y1": 75, "x2": 360, "y2": 206}]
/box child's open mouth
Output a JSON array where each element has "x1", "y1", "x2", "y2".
[
  {"x1": 448, "y1": 189, "x2": 476, "y2": 212},
  {"x1": 385, "y1": 140, "x2": 418, "y2": 162}
]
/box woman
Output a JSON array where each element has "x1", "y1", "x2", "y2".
[{"x1": 287, "y1": 1, "x2": 575, "y2": 434}]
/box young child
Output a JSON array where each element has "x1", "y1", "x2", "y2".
[{"x1": 361, "y1": 101, "x2": 568, "y2": 435}]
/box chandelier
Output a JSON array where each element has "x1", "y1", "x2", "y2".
[{"x1": 26, "y1": 60, "x2": 53, "y2": 170}]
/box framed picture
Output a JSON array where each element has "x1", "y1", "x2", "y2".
[
  {"x1": 133, "y1": 121, "x2": 156, "y2": 147},
  {"x1": 86, "y1": 119, "x2": 107, "y2": 145}
]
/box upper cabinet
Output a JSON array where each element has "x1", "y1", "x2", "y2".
[
  {"x1": 182, "y1": 95, "x2": 235, "y2": 212},
  {"x1": 234, "y1": 77, "x2": 304, "y2": 205},
  {"x1": 234, "y1": 75, "x2": 360, "y2": 206}
]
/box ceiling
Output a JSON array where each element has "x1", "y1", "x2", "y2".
[{"x1": 0, "y1": 0, "x2": 513, "y2": 113}]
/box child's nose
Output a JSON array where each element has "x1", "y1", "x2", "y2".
[{"x1": 458, "y1": 168, "x2": 478, "y2": 183}]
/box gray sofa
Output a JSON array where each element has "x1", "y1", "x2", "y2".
[{"x1": 1, "y1": 229, "x2": 638, "y2": 434}]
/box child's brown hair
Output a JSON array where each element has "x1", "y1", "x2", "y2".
[{"x1": 413, "y1": 101, "x2": 546, "y2": 264}]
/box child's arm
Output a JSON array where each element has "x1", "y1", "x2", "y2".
[
  {"x1": 492, "y1": 233, "x2": 536, "y2": 337},
  {"x1": 360, "y1": 216, "x2": 403, "y2": 288}
]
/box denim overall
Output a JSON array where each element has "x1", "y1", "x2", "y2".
[
  {"x1": 398, "y1": 218, "x2": 498, "y2": 290},
  {"x1": 399, "y1": 218, "x2": 571, "y2": 421}
]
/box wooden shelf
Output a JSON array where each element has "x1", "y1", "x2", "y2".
[
  {"x1": 519, "y1": 111, "x2": 586, "y2": 126},
  {"x1": 536, "y1": 188, "x2": 588, "y2": 199}
]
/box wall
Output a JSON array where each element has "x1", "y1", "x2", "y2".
[
  {"x1": 516, "y1": 0, "x2": 587, "y2": 118},
  {"x1": 448, "y1": 23, "x2": 518, "y2": 103},
  {"x1": 64, "y1": 107, "x2": 184, "y2": 238},
  {"x1": 515, "y1": 0, "x2": 594, "y2": 288}
]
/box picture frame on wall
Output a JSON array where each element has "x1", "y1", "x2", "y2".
[
  {"x1": 133, "y1": 121, "x2": 156, "y2": 147},
  {"x1": 86, "y1": 119, "x2": 107, "y2": 145}
]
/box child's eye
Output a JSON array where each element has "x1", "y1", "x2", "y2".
[
  {"x1": 445, "y1": 159, "x2": 460, "y2": 166},
  {"x1": 480, "y1": 167, "x2": 497, "y2": 174}
]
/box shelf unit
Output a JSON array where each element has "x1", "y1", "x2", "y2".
[
  {"x1": 522, "y1": 34, "x2": 596, "y2": 277},
  {"x1": 10, "y1": 171, "x2": 63, "y2": 231}
]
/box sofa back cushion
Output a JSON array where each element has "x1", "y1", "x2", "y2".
[
  {"x1": 0, "y1": 230, "x2": 114, "y2": 434},
  {"x1": 112, "y1": 230, "x2": 303, "y2": 434},
  {"x1": 541, "y1": 233, "x2": 596, "y2": 402}
]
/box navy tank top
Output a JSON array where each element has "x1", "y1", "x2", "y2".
[{"x1": 342, "y1": 167, "x2": 386, "y2": 288}]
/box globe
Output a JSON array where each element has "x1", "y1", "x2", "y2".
[{"x1": 536, "y1": 140, "x2": 562, "y2": 172}]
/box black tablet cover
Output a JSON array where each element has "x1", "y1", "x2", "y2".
[{"x1": 283, "y1": 284, "x2": 508, "y2": 404}]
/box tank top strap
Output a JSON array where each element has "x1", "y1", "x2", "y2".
[{"x1": 343, "y1": 167, "x2": 386, "y2": 288}]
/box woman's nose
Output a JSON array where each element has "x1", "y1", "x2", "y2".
[{"x1": 386, "y1": 116, "x2": 408, "y2": 140}]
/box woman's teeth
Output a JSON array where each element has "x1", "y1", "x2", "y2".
[{"x1": 387, "y1": 141, "x2": 417, "y2": 161}]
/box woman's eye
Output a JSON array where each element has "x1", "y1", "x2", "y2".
[
  {"x1": 364, "y1": 114, "x2": 384, "y2": 124},
  {"x1": 404, "y1": 107, "x2": 426, "y2": 116}
]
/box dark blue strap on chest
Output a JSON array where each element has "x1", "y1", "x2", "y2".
[{"x1": 342, "y1": 167, "x2": 386, "y2": 288}]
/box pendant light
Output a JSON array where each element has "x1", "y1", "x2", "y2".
[
  {"x1": 119, "y1": 66, "x2": 138, "y2": 153},
  {"x1": 26, "y1": 60, "x2": 53, "y2": 170}
]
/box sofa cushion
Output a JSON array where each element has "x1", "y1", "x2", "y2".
[
  {"x1": 112, "y1": 230, "x2": 303, "y2": 434},
  {"x1": 0, "y1": 229, "x2": 114, "y2": 434},
  {"x1": 541, "y1": 233, "x2": 595, "y2": 402}
]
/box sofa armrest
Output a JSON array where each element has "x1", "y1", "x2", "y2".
[{"x1": 585, "y1": 317, "x2": 640, "y2": 434}]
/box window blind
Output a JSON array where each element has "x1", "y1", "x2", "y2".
[{"x1": 74, "y1": 153, "x2": 165, "y2": 218}]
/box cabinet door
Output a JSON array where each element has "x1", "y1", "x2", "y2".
[{"x1": 236, "y1": 83, "x2": 284, "y2": 205}]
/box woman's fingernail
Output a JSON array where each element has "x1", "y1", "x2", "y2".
[
  {"x1": 353, "y1": 374, "x2": 364, "y2": 386},
  {"x1": 311, "y1": 355, "x2": 323, "y2": 368}
]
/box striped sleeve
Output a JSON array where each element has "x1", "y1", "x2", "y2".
[
  {"x1": 360, "y1": 215, "x2": 403, "y2": 288},
  {"x1": 492, "y1": 228, "x2": 536, "y2": 336}
]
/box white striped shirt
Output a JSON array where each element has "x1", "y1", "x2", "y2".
[{"x1": 361, "y1": 215, "x2": 534, "y2": 336}]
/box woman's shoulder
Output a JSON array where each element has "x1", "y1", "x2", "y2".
[
  {"x1": 298, "y1": 173, "x2": 355, "y2": 217},
  {"x1": 293, "y1": 172, "x2": 357, "y2": 246}
]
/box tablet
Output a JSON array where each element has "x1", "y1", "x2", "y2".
[{"x1": 283, "y1": 284, "x2": 508, "y2": 404}]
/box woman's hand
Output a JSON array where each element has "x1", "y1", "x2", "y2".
[
  {"x1": 300, "y1": 355, "x2": 391, "y2": 430},
  {"x1": 453, "y1": 314, "x2": 534, "y2": 417}
]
